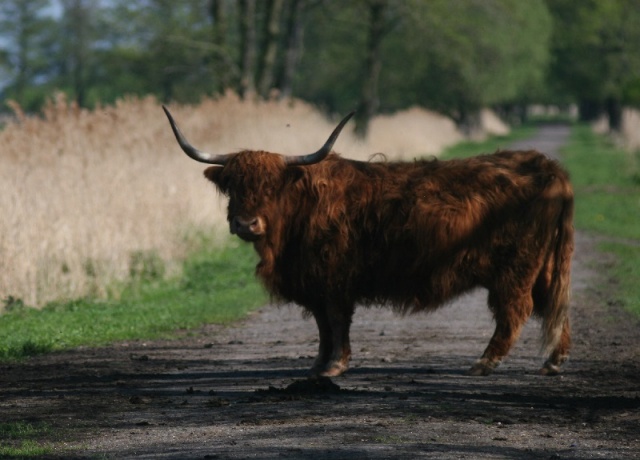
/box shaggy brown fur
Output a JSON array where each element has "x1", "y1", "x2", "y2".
[{"x1": 199, "y1": 146, "x2": 574, "y2": 377}]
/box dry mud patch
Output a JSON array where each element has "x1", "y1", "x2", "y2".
[{"x1": 1, "y1": 126, "x2": 639, "y2": 459}]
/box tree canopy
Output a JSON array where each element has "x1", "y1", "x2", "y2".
[
  {"x1": 1, "y1": 0, "x2": 639, "y2": 131},
  {"x1": 545, "y1": 0, "x2": 640, "y2": 128}
]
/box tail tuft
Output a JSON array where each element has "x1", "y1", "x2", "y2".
[{"x1": 540, "y1": 180, "x2": 574, "y2": 355}]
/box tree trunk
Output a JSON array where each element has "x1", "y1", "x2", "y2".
[
  {"x1": 279, "y1": 0, "x2": 305, "y2": 99},
  {"x1": 15, "y1": 2, "x2": 29, "y2": 102},
  {"x1": 209, "y1": 0, "x2": 231, "y2": 93},
  {"x1": 0, "y1": 0, "x2": 50, "y2": 105},
  {"x1": 354, "y1": 0, "x2": 387, "y2": 138},
  {"x1": 456, "y1": 108, "x2": 482, "y2": 138},
  {"x1": 605, "y1": 96, "x2": 623, "y2": 132},
  {"x1": 238, "y1": 0, "x2": 257, "y2": 98},
  {"x1": 257, "y1": 0, "x2": 284, "y2": 98},
  {"x1": 62, "y1": 0, "x2": 90, "y2": 107},
  {"x1": 578, "y1": 99, "x2": 603, "y2": 122}
]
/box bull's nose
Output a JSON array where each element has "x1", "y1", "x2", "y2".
[{"x1": 231, "y1": 216, "x2": 259, "y2": 235}]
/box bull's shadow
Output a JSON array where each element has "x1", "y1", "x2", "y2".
[{"x1": 3, "y1": 341, "x2": 639, "y2": 457}]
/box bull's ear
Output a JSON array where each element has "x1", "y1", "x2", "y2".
[{"x1": 204, "y1": 166, "x2": 224, "y2": 186}]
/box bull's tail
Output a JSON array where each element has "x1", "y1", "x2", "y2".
[{"x1": 537, "y1": 181, "x2": 574, "y2": 367}]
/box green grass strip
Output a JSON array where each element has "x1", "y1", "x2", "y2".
[
  {"x1": 0, "y1": 422, "x2": 53, "y2": 458},
  {"x1": 561, "y1": 125, "x2": 640, "y2": 240},
  {"x1": 560, "y1": 125, "x2": 640, "y2": 315},
  {"x1": 0, "y1": 241, "x2": 266, "y2": 361}
]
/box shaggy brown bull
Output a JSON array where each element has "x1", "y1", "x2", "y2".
[{"x1": 163, "y1": 107, "x2": 574, "y2": 377}]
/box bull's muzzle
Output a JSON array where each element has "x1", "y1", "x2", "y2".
[{"x1": 230, "y1": 216, "x2": 264, "y2": 241}]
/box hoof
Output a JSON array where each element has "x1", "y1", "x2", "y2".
[
  {"x1": 539, "y1": 355, "x2": 568, "y2": 376},
  {"x1": 539, "y1": 362, "x2": 562, "y2": 376},
  {"x1": 467, "y1": 359, "x2": 498, "y2": 376},
  {"x1": 320, "y1": 361, "x2": 349, "y2": 377},
  {"x1": 310, "y1": 360, "x2": 349, "y2": 378}
]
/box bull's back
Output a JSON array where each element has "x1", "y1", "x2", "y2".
[{"x1": 346, "y1": 150, "x2": 571, "y2": 309}]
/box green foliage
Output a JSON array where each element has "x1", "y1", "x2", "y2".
[
  {"x1": 296, "y1": 0, "x2": 552, "y2": 119},
  {"x1": 0, "y1": 0, "x2": 555, "y2": 122},
  {"x1": 0, "y1": 240, "x2": 266, "y2": 361},
  {"x1": 382, "y1": 0, "x2": 552, "y2": 119},
  {"x1": 545, "y1": 0, "x2": 640, "y2": 116},
  {"x1": 0, "y1": 0, "x2": 58, "y2": 111},
  {"x1": 294, "y1": 2, "x2": 368, "y2": 113},
  {"x1": 2, "y1": 0, "x2": 638, "y2": 125}
]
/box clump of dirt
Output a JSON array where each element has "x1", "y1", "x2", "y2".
[
  {"x1": 283, "y1": 376, "x2": 340, "y2": 394},
  {"x1": 247, "y1": 377, "x2": 343, "y2": 404}
]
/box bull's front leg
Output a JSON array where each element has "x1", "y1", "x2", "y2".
[
  {"x1": 308, "y1": 301, "x2": 354, "y2": 378},
  {"x1": 309, "y1": 307, "x2": 333, "y2": 375}
]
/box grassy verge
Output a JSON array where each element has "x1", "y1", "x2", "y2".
[
  {"x1": 560, "y1": 125, "x2": 640, "y2": 238},
  {"x1": 0, "y1": 238, "x2": 266, "y2": 361},
  {"x1": 559, "y1": 125, "x2": 640, "y2": 315}
]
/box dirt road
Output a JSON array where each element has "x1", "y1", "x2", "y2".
[{"x1": 2, "y1": 125, "x2": 639, "y2": 459}]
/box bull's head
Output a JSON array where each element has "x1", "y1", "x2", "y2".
[{"x1": 163, "y1": 106, "x2": 354, "y2": 242}]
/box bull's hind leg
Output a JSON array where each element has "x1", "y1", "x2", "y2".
[
  {"x1": 309, "y1": 301, "x2": 354, "y2": 377},
  {"x1": 532, "y1": 272, "x2": 572, "y2": 376},
  {"x1": 540, "y1": 317, "x2": 571, "y2": 376},
  {"x1": 468, "y1": 289, "x2": 534, "y2": 376}
]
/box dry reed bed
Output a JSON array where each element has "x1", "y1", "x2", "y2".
[{"x1": 0, "y1": 93, "x2": 463, "y2": 308}]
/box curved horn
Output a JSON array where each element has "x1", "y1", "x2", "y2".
[
  {"x1": 162, "y1": 105, "x2": 233, "y2": 165},
  {"x1": 285, "y1": 111, "x2": 355, "y2": 166}
]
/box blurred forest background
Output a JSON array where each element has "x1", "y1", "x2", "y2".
[{"x1": 1, "y1": 0, "x2": 640, "y2": 134}]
